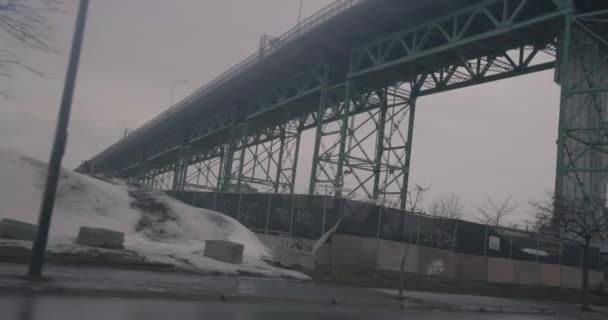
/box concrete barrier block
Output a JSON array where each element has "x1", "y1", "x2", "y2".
[
  {"x1": 453, "y1": 253, "x2": 487, "y2": 282},
  {"x1": 512, "y1": 260, "x2": 539, "y2": 285},
  {"x1": 76, "y1": 227, "x2": 124, "y2": 249},
  {"x1": 204, "y1": 240, "x2": 244, "y2": 264},
  {"x1": 540, "y1": 264, "x2": 561, "y2": 288},
  {"x1": 589, "y1": 271, "x2": 604, "y2": 290},
  {"x1": 274, "y1": 246, "x2": 316, "y2": 271},
  {"x1": 331, "y1": 235, "x2": 378, "y2": 268},
  {"x1": 376, "y1": 239, "x2": 418, "y2": 272},
  {"x1": 0, "y1": 219, "x2": 37, "y2": 241},
  {"x1": 487, "y1": 258, "x2": 514, "y2": 284},
  {"x1": 560, "y1": 265, "x2": 581, "y2": 289},
  {"x1": 316, "y1": 244, "x2": 332, "y2": 265}
]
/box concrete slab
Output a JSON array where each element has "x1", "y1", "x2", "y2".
[
  {"x1": 204, "y1": 240, "x2": 244, "y2": 264},
  {"x1": 561, "y1": 265, "x2": 581, "y2": 289},
  {"x1": 376, "y1": 239, "x2": 418, "y2": 273},
  {"x1": 487, "y1": 258, "x2": 514, "y2": 284},
  {"x1": 589, "y1": 270, "x2": 605, "y2": 290},
  {"x1": 316, "y1": 244, "x2": 331, "y2": 265},
  {"x1": 0, "y1": 219, "x2": 37, "y2": 241},
  {"x1": 76, "y1": 227, "x2": 124, "y2": 249},
  {"x1": 331, "y1": 235, "x2": 378, "y2": 268},
  {"x1": 453, "y1": 253, "x2": 487, "y2": 282},
  {"x1": 540, "y1": 264, "x2": 560, "y2": 288},
  {"x1": 512, "y1": 260, "x2": 539, "y2": 286},
  {"x1": 274, "y1": 247, "x2": 316, "y2": 271}
]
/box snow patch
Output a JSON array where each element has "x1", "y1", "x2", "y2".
[{"x1": 0, "y1": 147, "x2": 304, "y2": 279}]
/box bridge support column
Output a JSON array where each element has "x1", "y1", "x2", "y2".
[
  {"x1": 555, "y1": 10, "x2": 608, "y2": 201},
  {"x1": 289, "y1": 124, "x2": 302, "y2": 194},
  {"x1": 401, "y1": 95, "x2": 417, "y2": 210},
  {"x1": 150, "y1": 166, "x2": 159, "y2": 188},
  {"x1": 235, "y1": 124, "x2": 249, "y2": 192},
  {"x1": 136, "y1": 160, "x2": 147, "y2": 183},
  {"x1": 219, "y1": 120, "x2": 241, "y2": 192},
  {"x1": 309, "y1": 78, "x2": 417, "y2": 207},
  {"x1": 144, "y1": 163, "x2": 155, "y2": 186},
  {"x1": 178, "y1": 146, "x2": 224, "y2": 192},
  {"x1": 273, "y1": 125, "x2": 286, "y2": 193},
  {"x1": 225, "y1": 119, "x2": 301, "y2": 193},
  {"x1": 172, "y1": 145, "x2": 190, "y2": 191},
  {"x1": 309, "y1": 63, "x2": 330, "y2": 195}
]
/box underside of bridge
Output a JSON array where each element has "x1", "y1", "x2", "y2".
[{"x1": 78, "y1": 0, "x2": 608, "y2": 209}]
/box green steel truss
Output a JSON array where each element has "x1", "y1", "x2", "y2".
[
  {"x1": 226, "y1": 118, "x2": 303, "y2": 193},
  {"x1": 308, "y1": 79, "x2": 417, "y2": 208},
  {"x1": 96, "y1": 0, "x2": 608, "y2": 208},
  {"x1": 247, "y1": 65, "x2": 325, "y2": 120},
  {"x1": 183, "y1": 147, "x2": 224, "y2": 191},
  {"x1": 349, "y1": 0, "x2": 567, "y2": 79},
  {"x1": 555, "y1": 8, "x2": 608, "y2": 201},
  {"x1": 416, "y1": 43, "x2": 557, "y2": 96}
]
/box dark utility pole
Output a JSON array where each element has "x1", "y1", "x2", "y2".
[{"x1": 29, "y1": 0, "x2": 90, "y2": 277}]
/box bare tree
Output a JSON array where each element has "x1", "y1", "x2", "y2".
[
  {"x1": 530, "y1": 195, "x2": 607, "y2": 311},
  {"x1": 430, "y1": 192, "x2": 465, "y2": 219},
  {"x1": 476, "y1": 195, "x2": 518, "y2": 226},
  {"x1": 0, "y1": 0, "x2": 58, "y2": 83},
  {"x1": 405, "y1": 184, "x2": 430, "y2": 213}
]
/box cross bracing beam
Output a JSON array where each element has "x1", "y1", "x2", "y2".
[
  {"x1": 416, "y1": 42, "x2": 557, "y2": 96},
  {"x1": 309, "y1": 79, "x2": 418, "y2": 208},
  {"x1": 115, "y1": 55, "x2": 560, "y2": 200},
  {"x1": 555, "y1": 9, "x2": 608, "y2": 201},
  {"x1": 349, "y1": 0, "x2": 568, "y2": 80},
  {"x1": 116, "y1": 37, "x2": 557, "y2": 184},
  {"x1": 247, "y1": 65, "x2": 326, "y2": 120},
  {"x1": 224, "y1": 118, "x2": 303, "y2": 193},
  {"x1": 93, "y1": 0, "x2": 577, "y2": 210}
]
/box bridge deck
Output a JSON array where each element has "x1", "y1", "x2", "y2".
[{"x1": 81, "y1": 0, "x2": 497, "y2": 168}]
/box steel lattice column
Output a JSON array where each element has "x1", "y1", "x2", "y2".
[
  {"x1": 555, "y1": 9, "x2": 608, "y2": 201},
  {"x1": 309, "y1": 78, "x2": 417, "y2": 208},
  {"x1": 219, "y1": 120, "x2": 302, "y2": 193},
  {"x1": 218, "y1": 121, "x2": 241, "y2": 191},
  {"x1": 181, "y1": 148, "x2": 224, "y2": 191},
  {"x1": 172, "y1": 145, "x2": 190, "y2": 191}
]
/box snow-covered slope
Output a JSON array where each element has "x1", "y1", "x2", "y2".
[{"x1": 0, "y1": 148, "x2": 303, "y2": 278}]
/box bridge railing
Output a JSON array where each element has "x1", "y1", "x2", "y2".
[{"x1": 128, "y1": 0, "x2": 367, "y2": 143}]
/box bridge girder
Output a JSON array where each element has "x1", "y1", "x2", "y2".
[{"x1": 88, "y1": 0, "x2": 608, "y2": 209}]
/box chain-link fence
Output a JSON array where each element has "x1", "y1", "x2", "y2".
[{"x1": 172, "y1": 191, "x2": 605, "y2": 271}]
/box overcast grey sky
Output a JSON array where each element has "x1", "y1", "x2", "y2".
[{"x1": 0, "y1": 0, "x2": 559, "y2": 224}]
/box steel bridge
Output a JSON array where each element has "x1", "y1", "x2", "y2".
[{"x1": 78, "y1": 0, "x2": 608, "y2": 208}]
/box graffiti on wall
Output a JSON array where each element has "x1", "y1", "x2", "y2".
[
  {"x1": 238, "y1": 197, "x2": 267, "y2": 229},
  {"x1": 293, "y1": 209, "x2": 314, "y2": 227},
  {"x1": 419, "y1": 229, "x2": 457, "y2": 250},
  {"x1": 279, "y1": 235, "x2": 314, "y2": 251},
  {"x1": 426, "y1": 259, "x2": 446, "y2": 275}
]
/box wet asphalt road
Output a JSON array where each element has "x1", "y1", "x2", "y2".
[{"x1": 0, "y1": 295, "x2": 599, "y2": 320}]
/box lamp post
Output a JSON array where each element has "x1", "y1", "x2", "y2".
[
  {"x1": 169, "y1": 80, "x2": 188, "y2": 107},
  {"x1": 29, "y1": 0, "x2": 90, "y2": 277},
  {"x1": 297, "y1": 0, "x2": 304, "y2": 24}
]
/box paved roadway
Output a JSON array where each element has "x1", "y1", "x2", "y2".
[
  {"x1": 0, "y1": 295, "x2": 600, "y2": 320},
  {"x1": 1, "y1": 264, "x2": 606, "y2": 320}
]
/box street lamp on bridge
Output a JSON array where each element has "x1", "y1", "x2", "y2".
[{"x1": 169, "y1": 80, "x2": 189, "y2": 108}]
